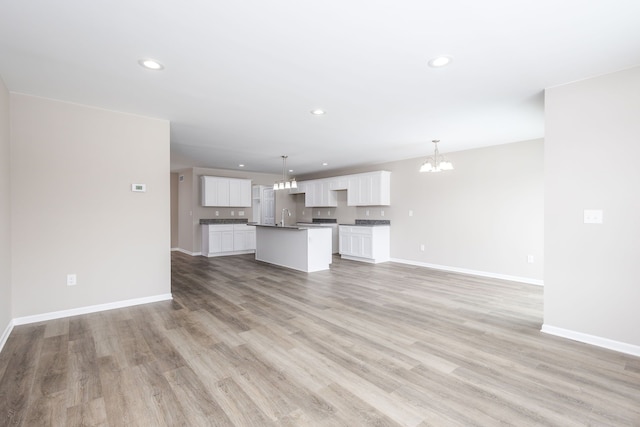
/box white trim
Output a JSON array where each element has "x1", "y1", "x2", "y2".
[
  {"x1": 202, "y1": 250, "x2": 255, "y2": 258},
  {"x1": 172, "y1": 248, "x2": 201, "y2": 256},
  {"x1": 390, "y1": 258, "x2": 544, "y2": 286},
  {"x1": 0, "y1": 319, "x2": 14, "y2": 354},
  {"x1": 12, "y1": 293, "x2": 173, "y2": 326},
  {"x1": 541, "y1": 324, "x2": 640, "y2": 357},
  {"x1": 341, "y1": 254, "x2": 387, "y2": 264}
]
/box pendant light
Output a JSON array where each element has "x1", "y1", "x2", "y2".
[
  {"x1": 273, "y1": 155, "x2": 298, "y2": 190},
  {"x1": 419, "y1": 140, "x2": 454, "y2": 173}
]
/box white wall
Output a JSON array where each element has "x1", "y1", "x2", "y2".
[
  {"x1": 297, "y1": 139, "x2": 544, "y2": 283},
  {"x1": 170, "y1": 172, "x2": 179, "y2": 248},
  {"x1": 544, "y1": 66, "x2": 640, "y2": 350},
  {"x1": 0, "y1": 76, "x2": 11, "y2": 345},
  {"x1": 10, "y1": 94, "x2": 171, "y2": 318}
]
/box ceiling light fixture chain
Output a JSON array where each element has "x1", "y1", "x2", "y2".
[
  {"x1": 274, "y1": 155, "x2": 298, "y2": 190},
  {"x1": 419, "y1": 140, "x2": 454, "y2": 173}
]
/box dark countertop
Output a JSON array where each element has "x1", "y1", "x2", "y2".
[
  {"x1": 200, "y1": 218, "x2": 249, "y2": 224},
  {"x1": 339, "y1": 219, "x2": 391, "y2": 226},
  {"x1": 255, "y1": 224, "x2": 309, "y2": 230},
  {"x1": 311, "y1": 218, "x2": 338, "y2": 224}
]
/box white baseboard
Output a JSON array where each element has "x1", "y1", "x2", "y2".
[
  {"x1": 390, "y1": 258, "x2": 544, "y2": 286},
  {"x1": 203, "y1": 250, "x2": 255, "y2": 258},
  {"x1": 172, "y1": 247, "x2": 201, "y2": 256},
  {"x1": 12, "y1": 293, "x2": 173, "y2": 326},
  {"x1": 541, "y1": 324, "x2": 640, "y2": 357},
  {"x1": 0, "y1": 319, "x2": 14, "y2": 354}
]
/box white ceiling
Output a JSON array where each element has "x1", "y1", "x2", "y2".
[{"x1": 1, "y1": 1, "x2": 640, "y2": 175}]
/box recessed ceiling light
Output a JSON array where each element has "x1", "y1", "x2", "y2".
[
  {"x1": 322, "y1": 162, "x2": 328, "y2": 166},
  {"x1": 238, "y1": 164, "x2": 245, "y2": 168},
  {"x1": 310, "y1": 109, "x2": 326, "y2": 116},
  {"x1": 289, "y1": 169, "x2": 294, "y2": 173},
  {"x1": 138, "y1": 58, "x2": 164, "y2": 71},
  {"x1": 428, "y1": 56, "x2": 452, "y2": 68}
]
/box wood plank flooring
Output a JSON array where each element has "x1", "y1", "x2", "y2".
[{"x1": 1, "y1": 252, "x2": 639, "y2": 426}]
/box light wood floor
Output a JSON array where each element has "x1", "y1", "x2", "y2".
[{"x1": 1, "y1": 252, "x2": 639, "y2": 426}]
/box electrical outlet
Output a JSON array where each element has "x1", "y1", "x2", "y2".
[
  {"x1": 409, "y1": 210, "x2": 413, "y2": 217},
  {"x1": 420, "y1": 244, "x2": 425, "y2": 251},
  {"x1": 317, "y1": 210, "x2": 320, "y2": 216},
  {"x1": 231, "y1": 211, "x2": 235, "y2": 216},
  {"x1": 366, "y1": 210, "x2": 370, "y2": 216},
  {"x1": 527, "y1": 255, "x2": 534, "y2": 264},
  {"x1": 215, "y1": 211, "x2": 219, "y2": 216},
  {"x1": 381, "y1": 210, "x2": 385, "y2": 217},
  {"x1": 67, "y1": 274, "x2": 77, "y2": 286},
  {"x1": 239, "y1": 211, "x2": 245, "y2": 216}
]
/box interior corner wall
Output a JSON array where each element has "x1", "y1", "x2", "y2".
[
  {"x1": 0, "y1": 76, "x2": 12, "y2": 342},
  {"x1": 544, "y1": 66, "x2": 640, "y2": 348},
  {"x1": 10, "y1": 94, "x2": 171, "y2": 318}
]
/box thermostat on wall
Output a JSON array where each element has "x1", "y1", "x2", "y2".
[{"x1": 131, "y1": 183, "x2": 146, "y2": 192}]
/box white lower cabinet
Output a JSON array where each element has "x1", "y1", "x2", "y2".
[
  {"x1": 233, "y1": 224, "x2": 257, "y2": 252},
  {"x1": 339, "y1": 225, "x2": 390, "y2": 263},
  {"x1": 202, "y1": 224, "x2": 256, "y2": 257}
]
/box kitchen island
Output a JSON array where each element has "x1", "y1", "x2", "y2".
[{"x1": 255, "y1": 225, "x2": 332, "y2": 272}]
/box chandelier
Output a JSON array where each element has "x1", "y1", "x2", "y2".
[
  {"x1": 273, "y1": 155, "x2": 298, "y2": 190},
  {"x1": 419, "y1": 140, "x2": 454, "y2": 173}
]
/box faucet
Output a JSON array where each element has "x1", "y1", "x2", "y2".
[{"x1": 280, "y1": 208, "x2": 291, "y2": 227}]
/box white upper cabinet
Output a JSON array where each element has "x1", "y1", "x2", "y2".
[
  {"x1": 304, "y1": 179, "x2": 337, "y2": 207},
  {"x1": 296, "y1": 171, "x2": 390, "y2": 207},
  {"x1": 328, "y1": 176, "x2": 349, "y2": 190},
  {"x1": 229, "y1": 178, "x2": 251, "y2": 207},
  {"x1": 201, "y1": 176, "x2": 252, "y2": 207},
  {"x1": 347, "y1": 171, "x2": 390, "y2": 206}
]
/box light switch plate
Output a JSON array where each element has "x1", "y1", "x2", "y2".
[{"x1": 584, "y1": 209, "x2": 603, "y2": 224}]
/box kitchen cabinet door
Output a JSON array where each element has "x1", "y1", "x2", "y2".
[
  {"x1": 202, "y1": 176, "x2": 252, "y2": 207},
  {"x1": 305, "y1": 180, "x2": 337, "y2": 207},
  {"x1": 233, "y1": 225, "x2": 256, "y2": 251},
  {"x1": 339, "y1": 225, "x2": 389, "y2": 263},
  {"x1": 339, "y1": 231, "x2": 351, "y2": 255},
  {"x1": 229, "y1": 178, "x2": 251, "y2": 207},
  {"x1": 202, "y1": 176, "x2": 230, "y2": 206},
  {"x1": 210, "y1": 228, "x2": 234, "y2": 253},
  {"x1": 347, "y1": 171, "x2": 390, "y2": 206}
]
